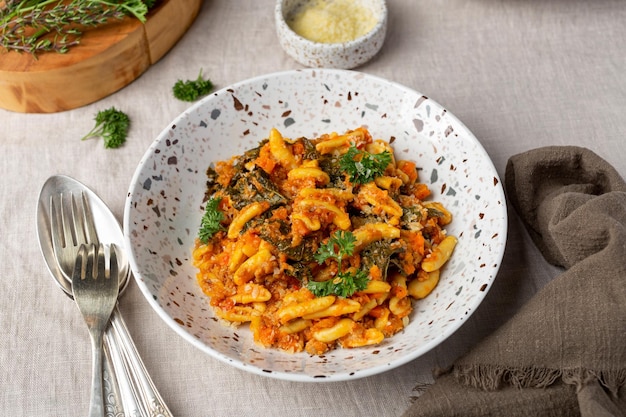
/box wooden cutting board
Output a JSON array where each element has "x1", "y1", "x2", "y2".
[{"x1": 0, "y1": 0, "x2": 202, "y2": 113}]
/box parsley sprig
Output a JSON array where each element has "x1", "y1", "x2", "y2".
[
  {"x1": 81, "y1": 106, "x2": 130, "y2": 149},
  {"x1": 339, "y1": 145, "x2": 392, "y2": 184},
  {"x1": 308, "y1": 231, "x2": 369, "y2": 298},
  {"x1": 198, "y1": 197, "x2": 224, "y2": 243},
  {"x1": 172, "y1": 69, "x2": 213, "y2": 102}
]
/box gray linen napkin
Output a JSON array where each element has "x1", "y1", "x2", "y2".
[{"x1": 403, "y1": 146, "x2": 626, "y2": 417}]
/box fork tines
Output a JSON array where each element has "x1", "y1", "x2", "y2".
[
  {"x1": 50, "y1": 191, "x2": 99, "y2": 250},
  {"x1": 73, "y1": 243, "x2": 119, "y2": 304}
]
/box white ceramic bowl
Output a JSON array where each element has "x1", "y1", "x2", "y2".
[
  {"x1": 275, "y1": 0, "x2": 388, "y2": 69},
  {"x1": 124, "y1": 69, "x2": 508, "y2": 382}
]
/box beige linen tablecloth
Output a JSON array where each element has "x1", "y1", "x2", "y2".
[{"x1": 2, "y1": 1, "x2": 625, "y2": 416}]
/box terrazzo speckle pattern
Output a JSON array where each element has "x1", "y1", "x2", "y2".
[{"x1": 124, "y1": 69, "x2": 508, "y2": 382}]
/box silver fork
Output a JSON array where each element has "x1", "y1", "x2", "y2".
[
  {"x1": 50, "y1": 191, "x2": 172, "y2": 417},
  {"x1": 50, "y1": 192, "x2": 138, "y2": 415},
  {"x1": 50, "y1": 191, "x2": 99, "y2": 270},
  {"x1": 72, "y1": 243, "x2": 119, "y2": 417}
]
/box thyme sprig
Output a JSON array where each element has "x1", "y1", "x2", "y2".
[{"x1": 1, "y1": 0, "x2": 151, "y2": 56}]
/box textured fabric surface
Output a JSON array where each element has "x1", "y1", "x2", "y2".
[
  {"x1": 403, "y1": 147, "x2": 626, "y2": 417},
  {"x1": 2, "y1": 1, "x2": 626, "y2": 416}
]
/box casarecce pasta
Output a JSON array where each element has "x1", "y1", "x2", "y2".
[{"x1": 192, "y1": 127, "x2": 457, "y2": 355}]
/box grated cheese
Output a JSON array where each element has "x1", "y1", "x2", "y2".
[{"x1": 287, "y1": 0, "x2": 378, "y2": 44}]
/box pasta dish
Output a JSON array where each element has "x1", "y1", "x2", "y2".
[{"x1": 192, "y1": 127, "x2": 457, "y2": 354}]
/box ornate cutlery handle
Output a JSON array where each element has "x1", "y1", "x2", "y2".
[
  {"x1": 110, "y1": 305, "x2": 173, "y2": 417},
  {"x1": 105, "y1": 323, "x2": 143, "y2": 417},
  {"x1": 102, "y1": 343, "x2": 126, "y2": 417}
]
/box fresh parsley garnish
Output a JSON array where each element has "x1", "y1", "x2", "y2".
[
  {"x1": 173, "y1": 69, "x2": 213, "y2": 102},
  {"x1": 313, "y1": 230, "x2": 355, "y2": 264},
  {"x1": 81, "y1": 107, "x2": 130, "y2": 149},
  {"x1": 339, "y1": 145, "x2": 392, "y2": 184},
  {"x1": 308, "y1": 230, "x2": 369, "y2": 297},
  {"x1": 198, "y1": 197, "x2": 224, "y2": 243},
  {"x1": 307, "y1": 270, "x2": 370, "y2": 298}
]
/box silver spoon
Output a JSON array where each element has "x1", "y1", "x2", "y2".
[{"x1": 37, "y1": 175, "x2": 172, "y2": 417}]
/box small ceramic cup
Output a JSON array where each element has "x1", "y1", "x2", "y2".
[{"x1": 275, "y1": 0, "x2": 388, "y2": 69}]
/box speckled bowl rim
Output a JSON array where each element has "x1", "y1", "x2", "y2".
[{"x1": 124, "y1": 68, "x2": 508, "y2": 382}]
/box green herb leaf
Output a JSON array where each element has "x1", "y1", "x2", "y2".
[
  {"x1": 314, "y1": 230, "x2": 356, "y2": 264},
  {"x1": 0, "y1": 0, "x2": 152, "y2": 56},
  {"x1": 339, "y1": 145, "x2": 392, "y2": 184},
  {"x1": 81, "y1": 107, "x2": 130, "y2": 149},
  {"x1": 308, "y1": 230, "x2": 369, "y2": 297},
  {"x1": 307, "y1": 270, "x2": 369, "y2": 298},
  {"x1": 173, "y1": 69, "x2": 213, "y2": 102},
  {"x1": 198, "y1": 197, "x2": 224, "y2": 243}
]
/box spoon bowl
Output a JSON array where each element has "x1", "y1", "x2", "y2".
[{"x1": 37, "y1": 175, "x2": 130, "y2": 296}]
